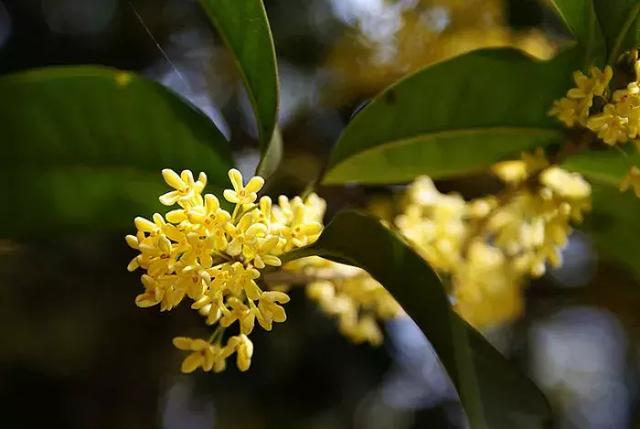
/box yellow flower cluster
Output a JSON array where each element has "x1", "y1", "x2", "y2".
[
  {"x1": 281, "y1": 257, "x2": 403, "y2": 346},
  {"x1": 586, "y1": 62, "x2": 640, "y2": 145},
  {"x1": 126, "y1": 168, "x2": 324, "y2": 373},
  {"x1": 396, "y1": 150, "x2": 591, "y2": 327},
  {"x1": 549, "y1": 66, "x2": 612, "y2": 128},
  {"x1": 550, "y1": 60, "x2": 640, "y2": 198}
]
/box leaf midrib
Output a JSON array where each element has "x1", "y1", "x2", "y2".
[{"x1": 326, "y1": 126, "x2": 564, "y2": 174}]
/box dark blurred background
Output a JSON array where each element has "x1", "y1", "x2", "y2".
[{"x1": 1, "y1": 0, "x2": 639, "y2": 428}]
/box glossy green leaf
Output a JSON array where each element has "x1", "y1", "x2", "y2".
[
  {"x1": 563, "y1": 148, "x2": 638, "y2": 187},
  {"x1": 199, "y1": 0, "x2": 280, "y2": 173},
  {"x1": 0, "y1": 66, "x2": 232, "y2": 236},
  {"x1": 593, "y1": 0, "x2": 640, "y2": 63},
  {"x1": 323, "y1": 48, "x2": 579, "y2": 185},
  {"x1": 283, "y1": 211, "x2": 552, "y2": 429},
  {"x1": 548, "y1": 0, "x2": 606, "y2": 65}
]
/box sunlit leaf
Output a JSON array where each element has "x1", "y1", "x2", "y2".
[
  {"x1": 283, "y1": 211, "x2": 552, "y2": 429},
  {"x1": 199, "y1": 0, "x2": 280, "y2": 176},
  {"x1": 0, "y1": 67, "x2": 232, "y2": 237},
  {"x1": 323, "y1": 48, "x2": 579, "y2": 185}
]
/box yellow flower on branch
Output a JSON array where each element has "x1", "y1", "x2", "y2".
[
  {"x1": 223, "y1": 168, "x2": 264, "y2": 206},
  {"x1": 586, "y1": 104, "x2": 630, "y2": 145},
  {"x1": 549, "y1": 65, "x2": 612, "y2": 127},
  {"x1": 159, "y1": 169, "x2": 207, "y2": 208},
  {"x1": 127, "y1": 168, "x2": 327, "y2": 373}
]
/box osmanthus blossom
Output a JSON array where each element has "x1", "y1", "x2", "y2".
[
  {"x1": 127, "y1": 168, "x2": 324, "y2": 372},
  {"x1": 396, "y1": 150, "x2": 591, "y2": 327},
  {"x1": 131, "y1": 53, "x2": 640, "y2": 371},
  {"x1": 550, "y1": 58, "x2": 640, "y2": 197},
  {"x1": 128, "y1": 167, "x2": 403, "y2": 373},
  {"x1": 127, "y1": 153, "x2": 594, "y2": 368}
]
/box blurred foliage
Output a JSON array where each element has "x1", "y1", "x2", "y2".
[
  {"x1": 2, "y1": 0, "x2": 640, "y2": 428},
  {"x1": 324, "y1": 0, "x2": 557, "y2": 100},
  {"x1": 323, "y1": 48, "x2": 578, "y2": 184},
  {"x1": 284, "y1": 211, "x2": 552, "y2": 429}
]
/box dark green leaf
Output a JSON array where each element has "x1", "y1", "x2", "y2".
[
  {"x1": 199, "y1": 0, "x2": 280, "y2": 173},
  {"x1": 283, "y1": 211, "x2": 552, "y2": 429},
  {"x1": 0, "y1": 67, "x2": 232, "y2": 236},
  {"x1": 548, "y1": 0, "x2": 606, "y2": 65},
  {"x1": 323, "y1": 48, "x2": 579, "y2": 185},
  {"x1": 585, "y1": 184, "x2": 640, "y2": 279},
  {"x1": 593, "y1": 0, "x2": 640, "y2": 63}
]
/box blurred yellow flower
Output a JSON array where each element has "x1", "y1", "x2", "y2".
[
  {"x1": 294, "y1": 257, "x2": 403, "y2": 346},
  {"x1": 396, "y1": 151, "x2": 591, "y2": 328},
  {"x1": 620, "y1": 166, "x2": 640, "y2": 198}
]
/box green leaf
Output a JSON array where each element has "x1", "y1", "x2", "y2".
[
  {"x1": 593, "y1": 0, "x2": 640, "y2": 63},
  {"x1": 256, "y1": 126, "x2": 283, "y2": 179},
  {"x1": 199, "y1": 0, "x2": 280, "y2": 172},
  {"x1": 323, "y1": 48, "x2": 579, "y2": 185},
  {"x1": 283, "y1": 211, "x2": 552, "y2": 429},
  {"x1": 563, "y1": 148, "x2": 638, "y2": 186},
  {"x1": 0, "y1": 66, "x2": 232, "y2": 236},
  {"x1": 563, "y1": 150, "x2": 640, "y2": 278},
  {"x1": 585, "y1": 184, "x2": 640, "y2": 279},
  {"x1": 548, "y1": 0, "x2": 606, "y2": 65}
]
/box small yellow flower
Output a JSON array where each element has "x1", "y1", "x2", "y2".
[
  {"x1": 252, "y1": 236, "x2": 282, "y2": 269},
  {"x1": 255, "y1": 291, "x2": 290, "y2": 331},
  {"x1": 491, "y1": 160, "x2": 528, "y2": 184},
  {"x1": 225, "y1": 213, "x2": 267, "y2": 259},
  {"x1": 620, "y1": 166, "x2": 640, "y2": 198},
  {"x1": 568, "y1": 66, "x2": 612, "y2": 99},
  {"x1": 173, "y1": 336, "x2": 238, "y2": 373},
  {"x1": 219, "y1": 296, "x2": 255, "y2": 334},
  {"x1": 586, "y1": 104, "x2": 630, "y2": 145},
  {"x1": 549, "y1": 97, "x2": 585, "y2": 127},
  {"x1": 187, "y1": 194, "x2": 232, "y2": 249},
  {"x1": 192, "y1": 291, "x2": 224, "y2": 325},
  {"x1": 175, "y1": 264, "x2": 211, "y2": 300},
  {"x1": 550, "y1": 65, "x2": 612, "y2": 127},
  {"x1": 223, "y1": 168, "x2": 264, "y2": 205},
  {"x1": 227, "y1": 262, "x2": 262, "y2": 300},
  {"x1": 135, "y1": 274, "x2": 164, "y2": 308},
  {"x1": 540, "y1": 166, "x2": 591, "y2": 199},
  {"x1": 159, "y1": 169, "x2": 207, "y2": 208},
  {"x1": 231, "y1": 334, "x2": 254, "y2": 372},
  {"x1": 172, "y1": 337, "x2": 217, "y2": 373}
]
